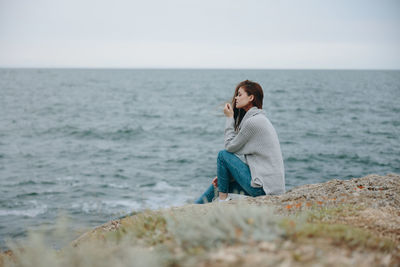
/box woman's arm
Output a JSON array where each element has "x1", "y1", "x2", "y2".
[{"x1": 224, "y1": 117, "x2": 256, "y2": 153}]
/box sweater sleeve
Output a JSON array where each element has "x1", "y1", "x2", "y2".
[{"x1": 224, "y1": 117, "x2": 256, "y2": 153}]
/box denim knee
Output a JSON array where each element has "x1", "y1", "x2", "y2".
[{"x1": 217, "y1": 150, "x2": 231, "y2": 163}]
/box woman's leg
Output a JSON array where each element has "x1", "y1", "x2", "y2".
[
  {"x1": 194, "y1": 179, "x2": 249, "y2": 204},
  {"x1": 217, "y1": 150, "x2": 265, "y2": 198},
  {"x1": 194, "y1": 183, "x2": 216, "y2": 204},
  {"x1": 195, "y1": 150, "x2": 265, "y2": 204}
]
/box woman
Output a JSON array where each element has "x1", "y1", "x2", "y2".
[{"x1": 195, "y1": 80, "x2": 285, "y2": 204}]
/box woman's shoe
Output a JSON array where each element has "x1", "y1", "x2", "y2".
[{"x1": 218, "y1": 195, "x2": 232, "y2": 202}]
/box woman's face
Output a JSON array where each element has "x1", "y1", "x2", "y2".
[{"x1": 235, "y1": 87, "x2": 254, "y2": 110}]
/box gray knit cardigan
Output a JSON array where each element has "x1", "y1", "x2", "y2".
[{"x1": 224, "y1": 107, "x2": 285, "y2": 195}]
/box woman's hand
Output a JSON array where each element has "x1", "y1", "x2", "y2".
[
  {"x1": 224, "y1": 103, "x2": 233, "y2": 117},
  {"x1": 212, "y1": 176, "x2": 218, "y2": 188}
]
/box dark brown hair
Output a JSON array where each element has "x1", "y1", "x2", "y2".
[{"x1": 231, "y1": 80, "x2": 264, "y2": 131}]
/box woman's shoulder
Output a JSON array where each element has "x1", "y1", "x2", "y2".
[
  {"x1": 241, "y1": 112, "x2": 267, "y2": 128},
  {"x1": 246, "y1": 111, "x2": 268, "y2": 123},
  {"x1": 242, "y1": 112, "x2": 275, "y2": 132},
  {"x1": 238, "y1": 108, "x2": 270, "y2": 130}
]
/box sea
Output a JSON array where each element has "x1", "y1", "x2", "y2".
[{"x1": 0, "y1": 69, "x2": 399, "y2": 249}]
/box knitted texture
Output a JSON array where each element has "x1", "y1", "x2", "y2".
[{"x1": 224, "y1": 107, "x2": 285, "y2": 195}]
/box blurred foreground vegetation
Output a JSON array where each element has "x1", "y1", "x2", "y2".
[{"x1": 1, "y1": 200, "x2": 398, "y2": 267}]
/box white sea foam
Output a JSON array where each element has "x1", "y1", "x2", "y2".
[
  {"x1": 107, "y1": 183, "x2": 129, "y2": 189},
  {"x1": 143, "y1": 192, "x2": 193, "y2": 210},
  {"x1": 71, "y1": 202, "x2": 101, "y2": 214},
  {"x1": 71, "y1": 199, "x2": 142, "y2": 214},
  {"x1": 54, "y1": 176, "x2": 83, "y2": 187},
  {"x1": 56, "y1": 176, "x2": 75, "y2": 181},
  {"x1": 152, "y1": 181, "x2": 176, "y2": 191},
  {"x1": 102, "y1": 200, "x2": 142, "y2": 211},
  {"x1": 0, "y1": 203, "x2": 48, "y2": 217}
]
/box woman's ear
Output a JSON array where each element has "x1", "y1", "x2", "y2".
[{"x1": 249, "y1": 95, "x2": 254, "y2": 102}]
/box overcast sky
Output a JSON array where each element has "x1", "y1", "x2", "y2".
[{"x1": 0, "y1": 0, "x2": 399, "y2": 69}]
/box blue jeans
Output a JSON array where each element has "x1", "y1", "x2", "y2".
[{"x1": 195, "y1": 150, "x2": 265, "y2": 204}]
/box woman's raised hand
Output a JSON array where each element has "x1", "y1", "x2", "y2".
[
  {"x1": 224, "y1": 103, "x2": 233, "y2": 117},
  {"x1": 212, "y1": 176, "x2": 218, "y2": 188}
]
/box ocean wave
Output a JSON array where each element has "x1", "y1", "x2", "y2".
[
  {"x1": 165, "y1": 158, "x2": 193, "y2": 164},
  {"x1": 281, "y1": 140, "x2": 297, "y2": 145},
  {"x1": 272, "y1": 89, "x2": 287, "y2": 93},
  {"x1": 15, "y1": 180, "x2": 37, "y2": 186},
  {"x1": 100, "y1": 183, "x2": 129, "y2": 189},
  {"x1": 71, "y1": 199, "x2": 141, "y2": 214},
  {"x1": 285, "y1": 153, "x2": 389, "y2": 167},
  {"x1": 55, "y1": 176, "x2": 83, "y2": 187},
  {"x1": 139, "y1": 182, "x2": 156, "y2": 188},
  {"x1": 166, "y1": 125, "x2": 219, "y2": 137},
  {"x1": 40, "y1": 125, "x2": 146, "y2": 141},
  {"x1": 138, "y1": 181, "x2": 176, "y2": 191},
  {"x1": 16, "y1": 192, "x2": 39, "y2": 198},
  {"x1": 82, "y1": 191, "x2": 107, "y2": 197},
  {"x1": 141, "y1": 113, "x2": 162, "y2": 119},
  {"x1": 60, "y1": 81, "x2": 78, "y2": 88},
  {"x1": 70, "y1": 127, "x2": 145, "y2": 141},
  {"x1": 113, "y1": 174, "x2": 129, "y2": 180},
  {"x1": 152, "y1": 181, "x2": 176, "y2": 191},
  {"x1": 285, "y1": 156, "x2": 312, "y2": 163},
  {"x1": 303, "y1": 132, "x2": 322, "y2": 138},
  {"x1": 141, "y1": 192, "x2": 192, "y2": 210},
  {"x1": 40, "y1": 181, "x2": 57, "y2": 185},
  {"x1": 0, "y1": 204, "x2": 47, "y2": 217},
  {"x1": 102, "y1": 200, "x2": 142, "y2": 210},
  {"x1": 316, "y1": 153, "x2": 384, "y2": 166},
  {"x1": 15, "y1": 191, "x2": 63, "y2": 198}
]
